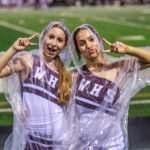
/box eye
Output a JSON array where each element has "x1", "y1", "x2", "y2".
[
  {"x1": 58, "y1": 38, "x2": 63, "y2": 43},
  {"x1": 89, "y1": 37, "x2": 94, "y2": 42},
  {"x1": 79, "y1": 41, "x2": 85, "y2": 46},
  {"x1": 49, "y1": 35, "x2": 54, "y2": 39}
]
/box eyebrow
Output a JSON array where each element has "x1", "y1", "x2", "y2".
[
  {"x1": 79, "y1": 40, "x2": 85, "y2": 42},
  {"x1": 78, "y1": 35, "x2": 94, "y2": 41},
  {"x1": 49, "y1": 33, "x2": 65, "y2": 39},
  {"x1": 48, "y1": 33, "x2": 54, "y2": 36},
  {"x1": 88, "y1": 35, "x2": 94, "y2": 38}
]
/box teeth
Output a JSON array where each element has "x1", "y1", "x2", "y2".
[{"x1": 48, "y1": 47, "x2": 56, "y2": 52}]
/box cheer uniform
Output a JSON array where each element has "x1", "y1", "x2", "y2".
[
  {"x1": 21, "y1": 55, "x2": 66, "y2": 150},
  {"x1": 75, "y1": 65, "x2": 125, "y2": 150}
]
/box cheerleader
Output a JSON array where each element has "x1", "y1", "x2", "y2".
[
  {"x1": 0, "y1": 21, "x2": 72, "y2": 150},
  {"x1": 70, "y1": 24, "x2": 150, "y2": 150}
]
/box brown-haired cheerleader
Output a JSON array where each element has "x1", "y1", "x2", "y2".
[{"x1": 70, "y1": 24, "x2": 150, "y2": 150}]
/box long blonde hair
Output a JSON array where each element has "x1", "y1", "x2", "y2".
[
  {"x1": 53, "y1": 24, "x2": 72, "y2": 106},
  {"x1": 40, "y1": 22, "x2": 72, "y2": 105},
  {"x1": 52, "y1": 24, "x2": 72, "y2": 105},
  {"x1": 56, "y1": 55, "x2": 72, "y2": 105}
]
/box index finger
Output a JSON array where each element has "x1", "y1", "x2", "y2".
[
  {"x1": 28, "y1": 33, "x2": 39, "y2": 41},
  {"x1": 102, "y1": 38, "x2": 112, "y2": 47},
  {"x1": 101, "y1": 49, "x2": 111, "y2": 53}
]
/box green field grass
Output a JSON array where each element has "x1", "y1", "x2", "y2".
[
  {"x1": 0, "y1": 112, "x2": 13, "y2": 125},
  {"x1": 0, "y1": 5, "x2": 150, "y2": 124},
  {"x1": 129, "y1": 104, "x2": 150, "y2": 117}
]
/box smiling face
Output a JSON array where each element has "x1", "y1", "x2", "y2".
[
  {"x1": 75, "y1": 29, "x2": 101, "y2": 60},
  {"x1": 43, "y1": 26, "x2": 66, "y2": 59}
]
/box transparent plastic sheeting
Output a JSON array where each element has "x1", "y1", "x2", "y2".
[
  {"x1": 68, "y1": 24, "x2": 150, "y2": 150},
  {"x1": 1, "y1": 23, "x2": 150, "y2": 150},
  {"x1": 1, "y1": 22, "x2": 76, "y2": 150}
]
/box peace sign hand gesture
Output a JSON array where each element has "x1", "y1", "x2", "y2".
[
  {"x1": 101, "y1": 38, "x2": 129, "y2": 54},
  {"x1": 12, "y1": 33, "x2": 39, "y2": 52}
]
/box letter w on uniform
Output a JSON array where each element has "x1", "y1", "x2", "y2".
[
  {"x1": 78, "y1": 78, "x2": 91, "y2": 91},
  {"x1": 34, "y1": 67, "x2": 46, "y2": 79}
]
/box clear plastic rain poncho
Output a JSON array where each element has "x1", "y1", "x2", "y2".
[
  {"x1": 1, "y1": 21, "x2": 75, "y2": 150},
  {"x1": 68, "y1": 24, "x2": 150, "y2": 150}
]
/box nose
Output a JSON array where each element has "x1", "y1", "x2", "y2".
[
  {"x1": 51, "y1": 38, "x2": 57, "y2": 47},
  {"x1": 86, "y1": 41, "x2": 92, "y2": 49}
]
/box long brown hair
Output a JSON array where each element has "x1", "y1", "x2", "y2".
[{"x1": 73, "y1": 28, "x2": 82, "y2": 60}]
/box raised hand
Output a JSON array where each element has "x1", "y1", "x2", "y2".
[
  {"x1": 12, "y1": 33, "x2": 39, "y2": 52},
  {"x1": 101, "y1": 38, "x2": 128, "y2": 54}
]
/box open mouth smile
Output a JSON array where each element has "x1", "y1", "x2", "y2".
[{"x1": 47, "y1": 47, "x2": 57, "y2": 54}]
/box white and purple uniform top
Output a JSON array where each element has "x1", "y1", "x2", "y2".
[
  {"x1": 76, "y1": 65, "x2": 120, "y2": 114},
  {"x1": 21, "y1": 55, "x2": 67, "y2": 149},
  {"x1": 75, "y1": 65, "x2": 125, "y2": 150}
]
